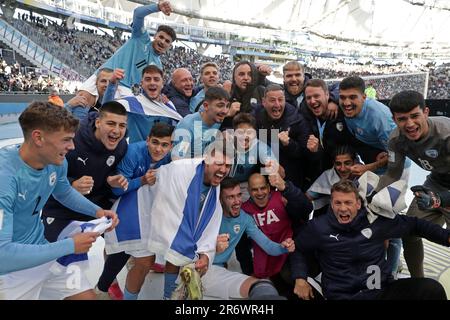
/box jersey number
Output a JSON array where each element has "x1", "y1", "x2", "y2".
[
  {"x1": 418, "y1": 158, "x2": 434, "y2": 171},
  {"x1": 32, "y1": 196, "x2": 42, "y2": 215}
]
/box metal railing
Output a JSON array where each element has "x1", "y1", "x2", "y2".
[{"x1": 0, "y1": 17, "x2": 89, "y2": 79}]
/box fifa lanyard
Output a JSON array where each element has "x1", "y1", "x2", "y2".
[{"x1": 316, "y1": 118, "x2": 326, "y2": 148}]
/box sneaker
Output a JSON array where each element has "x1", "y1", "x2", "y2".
[
  {"x1": 151, "y1": 263, "x2": 165, "y2": 273},
  {"x1": 108, "y1": 282, "x2": 124, "y2": 300},
  {"x1": 94, "y1": 286, "x2": 111, "y2": 300}
]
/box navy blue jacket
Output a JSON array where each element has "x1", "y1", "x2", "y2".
[
  {"x1": 42, "y1": 112, "x2": 128, "y2": 221},
  {"x1": 281, "y1": 180, "x2": 313, "y2": 233},
  {"x1": 300, "y1": 107, "x2": 359, "y2": 181},
  {"x1": 291, "y1": 208, "x2": 450, "y2": 300},
  {"x1": 162, "y1": 82, "x2": 199, "y2": 118},
  {"x1": 255, "y1": 102, "x2": 311, "y2": 190}
]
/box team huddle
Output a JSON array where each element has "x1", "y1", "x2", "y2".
[{"x1": 0, "y1": 1, "x2": 449, "y2": 301}]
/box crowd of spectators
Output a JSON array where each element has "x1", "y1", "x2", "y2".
[
  {"x1": 5, "y1": 13, "x2": 123, "y2": 77},
  {"x1": 427, "y1": 64, "x2": 450, "y2": 99},
  {"x1": 161, "y1": 46, "x2": 233, "y2": 84},
  {"x1": 1, "y1": 14, "x2": 449, "y2": 99},
  {"x1": 0, "y1": 57, "x2": 71, "y2": 93}
]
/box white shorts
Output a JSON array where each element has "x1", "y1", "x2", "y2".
[
  {"x1": 0, "y1": 260, "x2": 91, "y2": 300},
  {"x1": 201, "y1": 265, "x2": 248, "y2": 299},
  {"x1": 126, "y1": 249, "x2": 155, "y2": 258}
]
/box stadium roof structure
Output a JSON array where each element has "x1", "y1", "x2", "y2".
[
  {"x1": 9, "y1": 0, "x2": 450, "y2": 57},
  {"x1": 177, "y1": 0, "x2": 449, "y2": 46},
  {"x1": 116, "y1": 0, "x2": 450, "y2": 53}
]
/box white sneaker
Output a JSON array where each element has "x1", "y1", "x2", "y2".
[{"x1": 94, "y1": 286, "x2": 112, "y2": 300}]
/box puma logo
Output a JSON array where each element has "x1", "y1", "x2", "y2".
[
  {"x1": 329, "y1": 234, "x2": 340, "y2": 241},
  {"x1": 77, "y1": 157, "x2": 88, "y2": 166},
  {"x1": 18, "y1": 190, "x2": 27, "y2": 200}
]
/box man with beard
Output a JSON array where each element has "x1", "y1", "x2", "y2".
[
  {"x1": 147, "y1": 142, "x2": 232, "y2": 299},
  {"x1": 281, "y1": 61, "x2": 338, "y2": 118},
  {"x1": 221, "y1": 61, "x2": 267, "y2": 129},
  {"x1": 304, "y1": 79, "x2": 386, "y2": 182},
  {"x1": 255, "y1": 84, "x2": 311, "y2": 190}
]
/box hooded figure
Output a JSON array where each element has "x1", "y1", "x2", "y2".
[{"x1": 221, "y1": 61, "x2": 265, "y2": 129}]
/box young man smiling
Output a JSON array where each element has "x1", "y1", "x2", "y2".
[
  {"x1": 104, "y1": 65, "x2": 182, "y2": 143},
  {"x1": 80, "y1": 1, "x2": 176, "y2": 99},
  {"x1": 147, "y1": 142, "x2": 233, "y2": 299},
  {"x1": 98, "y1": 123, "x2": 175, "y2": 300},
  {"x1": 172, "y1": 86, "x2": 230, "y2": 159},
  {"x1": 0, "y1": 102, "x2": 118, "y2": 300},
  {"x1": 375, "y1": 90, "x2": 450, "y2": 278}
]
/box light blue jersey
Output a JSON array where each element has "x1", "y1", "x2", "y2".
[
  {"x1": 112, "y1": 141, "x2": 171, "y2": 196},
  {"x1": 172, "y1": 112, "x2": 221, "y2": 158},
  {"x1": 344, "y1": 99, "x2": 411, "y2": 173},
  {"x1": 344, "y1": 99, "x2": 395, "y2": 151},
  {"x1": 189, "y1": 88, "x2": 205, "y2": 113},
  {"x1": 100, "y1": 4, "x2": 162, "y2": 88},
  {"x1": 213, "y1": 210, "x2": 287, "y2": 266},
  {"x1": 0, "y1": 145, "x2": 100, "y2": 275}
]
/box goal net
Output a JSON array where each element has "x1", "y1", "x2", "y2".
[{"x1": 325, "y1": 72, "x2": 429, "y2": 99}]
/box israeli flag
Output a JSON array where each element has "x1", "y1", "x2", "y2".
[
  {"x1": 50, "y1": 217, "x2": 112, "y2": 272},
  {"x1": 148, "y1": 159, "x2": 223, "y2": 267},
  {"x1": 357, "y1": 172, "x2": 407, "y2": 222},
  {"x1": 117, "y1": 95, "x2": 182, "y2": 121},
  {"x1": 117, "y1": 95, "x2": 183, "y2": 142},
  {"x1": 307, "y1": 168, "x2": 341, "y2": 210},
  {"x1": 104, "y1": 184, "x2": 157, "y2": 255}
]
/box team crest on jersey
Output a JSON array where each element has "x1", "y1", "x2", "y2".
[
  {"x1": 356, "y1": 127, "x2": 364, "y2": 135},
  {"x1": 106, "y1": 156, "x2": 115, "y2": 167},
  {"x1": 425, "y1": 149, "x2": 438, "y2": 159},
  {"x1": 361, "y1": 228, "x2": 373, "y2": 239},
  {"x1": 49, "y1": 172, "x2": 57, "y2": 186},
  {"x1": 233, "y1": 224, "x2": 240, "y2": 234},
  {"x1": 336, "y1": 122, "x2": 344, "y2": 132}
]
